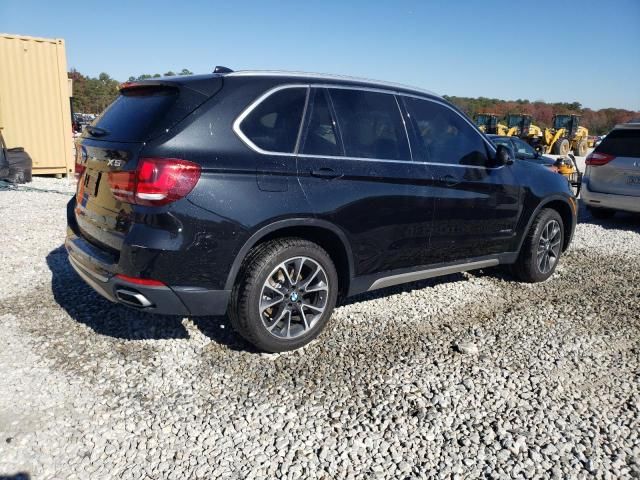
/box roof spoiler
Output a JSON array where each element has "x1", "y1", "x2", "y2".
[{"x1": 118, "y1": 81, "x2": 179, "y2": 92}]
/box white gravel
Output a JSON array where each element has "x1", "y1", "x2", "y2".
[{"x1": 1, "y1": 176, "x2": 639, "y2": 479}]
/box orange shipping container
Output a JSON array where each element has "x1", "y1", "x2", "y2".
[{"x1": 0, "y1": 33, "x2": 74, "y2": 176}]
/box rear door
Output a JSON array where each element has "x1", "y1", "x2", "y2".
[
  {"x1": 401, "y1": 96, "x2": 522, "y2": 262},
  {"x1": 296, "y1": 86, "x2": 435, "y2": 276},
  {"x1": 588, "y1": 128, "x2": 640, "y2": 196},
  {"x1": 75, "y1": 81, "x2": 216, "y2": 251}
]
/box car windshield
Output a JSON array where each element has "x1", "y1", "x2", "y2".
[
  {"x1": 475, "y1": 115, "x2": 489, "y2": 125},
  {"x1": 491, "y1": 137, "x2": 511, "y2": 149},
  {"x1": 512, "y1": 138, "x2": 537, "y2": 159}
]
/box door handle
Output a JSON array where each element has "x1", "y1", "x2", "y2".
[
  {"x1": 440, "y1": 174, "x2": 460, "y2": 186},
  {"x1": 311, "y1": 168, "x2": 342, "y2": 179}
]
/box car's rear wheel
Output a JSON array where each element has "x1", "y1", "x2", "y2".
[
  {"x1": 587, "y1": 206, "x2": 616, "y2": 219},
  {"x1": 513, "y1": 208, "x2": 564, "y2": 283},
  {"x1": 229, "y1": 238, "x2": 338, "y2": 352}
]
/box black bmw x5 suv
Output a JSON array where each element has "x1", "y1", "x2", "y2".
[{"x1": 66, "y1": 69, "x2": 577, "y2": 352}]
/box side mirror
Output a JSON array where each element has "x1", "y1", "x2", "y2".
[{"x1": 494, "y1": 144, "x2": 514, "y2": 166}]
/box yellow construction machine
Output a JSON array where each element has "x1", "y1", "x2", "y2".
[
  {"x1": 474, "y1": 113, "x2": 509, "y2": 136},
  {"x1": 539, "y1": 114, "x2": 589, "y2": 156},
  {"x1": 505, "y1": 113, "x2": 543, "y2": 140}
]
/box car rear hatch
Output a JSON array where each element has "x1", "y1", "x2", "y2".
[
  {"x1": 587, "y1": 127, "x2": 640, "y2": 196},
  {"x1": 74, "y1": 76, "x2": 222, "y2": 254}
]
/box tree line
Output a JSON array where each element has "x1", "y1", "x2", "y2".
[
  {"x1": 68, "y1": 69, "x2": 193, "y2": 114},
  {"x1": 444, "y1": 96, "x2": 639, "y2": 135},
  {"x1": 68, "y1": 69, "x2": 638, "y2": 134}
]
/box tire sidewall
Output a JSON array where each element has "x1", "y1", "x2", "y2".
[
  {"x1": 245, "y1": 242, "x2": 338, "y2": 352},
  {"x1": 530, "y1": 209, "x2": 564, "y2": 281}
]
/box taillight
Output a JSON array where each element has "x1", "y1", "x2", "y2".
[
  {"x1": 585, "y1": 152, "x2": 615, "y2": 166},
  {"x1": 115, "y1": 274, "x2": 166, "y2": 287},
  {"x1": 108, "y1": 157, "x2": 201, "y2": 206},
  {"x1": 74, "y1": 146, "x2": 86, "y2": 181}
]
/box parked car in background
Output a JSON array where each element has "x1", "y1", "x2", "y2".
[
  {"x1": 488, "y1": 134, "x2": 582, "y2": 195},
  {"x1": 488, "y1": 134, "x2": 556, "y2": 168},
  {"x1": 66, "y1": 69, "x2": 577, "y2": 352},
  {"x1": 582, "y1": 123, "x2": 640, "y2": 218}
]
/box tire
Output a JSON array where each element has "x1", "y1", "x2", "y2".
[
  {"x1": 575, "y1": 140, "x2": 588, "y2": 157},
  {"x1": 229, "y1": 238, "x2": 339, "y2": 352},
  {"x1": 553, "y1": 138, "x2": 570, "y2": 156},
  {"x1": 512, "y1": 208, "x2": 564, "y2": 283},
  {"x1": 588, "y1": 206, "x2": 615, "y2": 219}
]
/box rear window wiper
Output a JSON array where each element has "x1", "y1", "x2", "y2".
[{"x1": 86, "y1": 126, "x2": 109, "y2": 137}]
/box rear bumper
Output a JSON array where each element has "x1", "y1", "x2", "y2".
[
  {"x1": 582, "y1": 180, "x2": 640, "y2": 213},
  {"x1": 65, "y1": 230, "x2": 230, "y2": 316}
]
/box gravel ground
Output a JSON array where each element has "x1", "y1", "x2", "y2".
[{"x1": 1, "y1": 176, "x2": 639, "y2": 480}]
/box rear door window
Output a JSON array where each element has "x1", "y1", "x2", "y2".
[
  {"x1": 328, "y1": 88, "x2": 410, "y2": 160},
  {"x1": 597, "y1": 129, "x2": 640, "y2": 157},
  {"x1": 404, "y1": 97, "x2": 489, "y2": 166},
  {"x1": 240, "y1": 87, "x2": 308, "y2": 153},
  {"x1": 301, "y1": 89, "x2": 342, "y2": 156}
]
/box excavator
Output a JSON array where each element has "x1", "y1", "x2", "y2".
[{"x1": 474, "y1": 113, "x2": 509, "y2": 136}]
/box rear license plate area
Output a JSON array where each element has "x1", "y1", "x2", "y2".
[{"x1": 627, "y1": 175, "x2": 640, "y2": 185}]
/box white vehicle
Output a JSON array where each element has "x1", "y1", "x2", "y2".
[{"x1": 582, "y1": 123, "x2": 640, "y2": 218}]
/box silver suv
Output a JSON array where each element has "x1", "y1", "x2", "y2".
[{"x1": 582, "y1": 123, "x2": 640, "y2": 218}]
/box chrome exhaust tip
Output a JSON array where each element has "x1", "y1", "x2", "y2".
[{"x1": 115, "y1": 288, "x2": 153, "y2": 308}]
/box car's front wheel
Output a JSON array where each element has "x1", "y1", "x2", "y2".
[
  {"x1": 229, "y1": 238, "x2": 338, "y2": 352},
  {"x1": 513, "y1": 208, "x2": 564, "y2": 283}
]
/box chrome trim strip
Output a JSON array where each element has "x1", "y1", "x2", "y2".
[
  {"x1": 232, "y1": 83, "x2": 500, "y2": 169},
  {"x1": 226, "y1": 70, "x2": 439, "y2": 98},
  {"x1": 368, "y1": 259, "x2": 499, "y2": 290},
  {"x1": 232, "y1": 84, "x2": 310, "y2": 158}
]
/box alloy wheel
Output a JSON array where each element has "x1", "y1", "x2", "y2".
[
  {"x1": 259, "y1": 256, "x2": 329, "y2": 339},
  {"x1": 537, "y1": 219, "x2": 562, "y2": 274}
]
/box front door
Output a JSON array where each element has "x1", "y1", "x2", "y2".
[{"x1": 401, "y1": 96, "x2": 522, "y2": 263}]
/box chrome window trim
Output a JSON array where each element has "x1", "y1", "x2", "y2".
[
  {"x1": 233, "y1": 83, "x2": 502, "y2": 170},
  {"x1": 232, "y1": 84, "x2": 310, "y2": 157},
  {"x1": 401, "y1": 93, "x2": 498, "y2": 154}
]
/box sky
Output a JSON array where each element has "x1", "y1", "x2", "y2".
[{"x1": 2, "y1": 0, "x2": 639, "y2": 110}]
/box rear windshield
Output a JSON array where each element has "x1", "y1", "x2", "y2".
[
  {"x1": 87, "y1": 83, "x2": 216, "y2": 143},
  {"x1": 597, "y1": 129, "x2": 640, "y2": 157}
]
